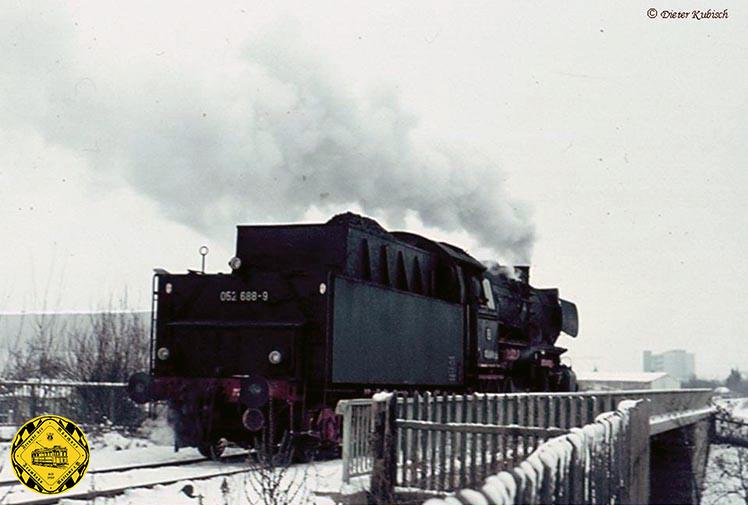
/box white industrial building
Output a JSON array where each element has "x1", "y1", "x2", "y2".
[
  {"x1": 643, "y1": 349, "x2": 695, "y2": 382},
  {"x1": 576, "y1": 371, "x2": 681, "y2": 391}
]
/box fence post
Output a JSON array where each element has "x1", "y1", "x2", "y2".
[
  {"x1": 109, "y1": 388, "x2": 116, "y2": 424},
  {"x1": 341, "y1": 402, "x2": 352, "y2": 483},
  {"x1": 626, "y1": 400, "x2": 650, "y2": 505},
  {"x1": 370, "y1": 393, "x2": 397, "y2": 504},
  {"x1": 568, "y1": 429, "x2": 585, "y2": 504},
  {"x1": 31, "y1": 382, "x2": 38, "y2": 418}
]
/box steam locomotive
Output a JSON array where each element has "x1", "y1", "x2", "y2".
[{"x1": 128, "y1": 213, "x2": 578, "y2": 459}]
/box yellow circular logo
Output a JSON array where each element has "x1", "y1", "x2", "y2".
[{"x1": 10, "y1": 415, "x2": 90, "y2": 494}]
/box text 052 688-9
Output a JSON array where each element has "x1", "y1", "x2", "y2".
[{"x1": 219, "y1": 290, "x2": 269, "y2": 302}]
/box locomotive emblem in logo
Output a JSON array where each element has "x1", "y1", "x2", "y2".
[{"x1": 10, "y1": 415, "x2": 90, "y2": 494}]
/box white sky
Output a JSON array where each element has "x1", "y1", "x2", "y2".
[{"x1": 1, "y1": 1, "x2": 746, "y2": 378}]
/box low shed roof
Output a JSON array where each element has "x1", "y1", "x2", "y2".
[{"x1": 576, "y1": 371, "x2": 672, "y2": 383}]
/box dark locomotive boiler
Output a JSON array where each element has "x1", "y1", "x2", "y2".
[{"x1": 128, "y1": 213, "x2": 579, "y2": 459}]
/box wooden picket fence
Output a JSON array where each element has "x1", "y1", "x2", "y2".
[
  {"x1": 0, "y1": 379, "x2": 147, "y2": 429},
  {"x1": 395, "y1": 393, "x2": 573, "y2": 492},
  {"x1": 336, "y1": 392, "x2": 600, "y2": 485},
  {"x1": 421, "y1": 399, "x2": 651, "y2": 505},
  {"x1": 335, "y1": 389, "x2": 712, "y2": 486},
  {"x1": 336, "y1": 398, "x2": 377, "y2": 481}
]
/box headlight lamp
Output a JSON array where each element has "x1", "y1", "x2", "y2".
[{"x1": 268, "y1": 350, "x2": 282, "y2": 365}]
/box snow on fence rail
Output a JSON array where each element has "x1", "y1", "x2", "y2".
[
  {"x1": 421, "y1": 399, "x2": 651, "y2": 505},
  {"x1": 0, "y1": 379, "x2": 146, "y2": 428},
  {"x1": 396, "y1": 416, "x2": 569, "y2": 492},
  {"x1": 335, "y1": 389, "x2": 712, "y2": 486}
]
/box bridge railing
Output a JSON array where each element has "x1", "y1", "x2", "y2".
[
  {"x1": 714, "y1": 402, "x2": 748, "y2": 448},
  {"x1": 0, "y1": 379, "x2": 147, "y2": 429},
  {"x1": 337, "y1": 397, "x2": 377, "y2": 481},
  {"x1": 336, "y1": 388, "x2": 712, "y2": 485},
  {"x1": 421, "y1": 399, "x2": 651, "y2": 505},
  {"x1": 396, "y1": 412, "x2": 569, "y2": 492}
]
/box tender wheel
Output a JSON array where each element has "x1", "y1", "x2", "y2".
[
  {"x1": 261, "y1": 431, "x2": 319, "y2": 465},
  {"x1": 291, "y1": 434, "x2": 319, "y2": 464},
  {"x1": 537, "y1": 371, "x2": 550, "y2": 392},
  {"x1": 502, "y1": 377, "x2": 516, "y2": 393},
  {"x1": 198, "y1": 437, "x2": 228, "y2": 460}
]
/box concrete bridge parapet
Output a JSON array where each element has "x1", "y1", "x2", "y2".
[{"x1": 650, "y1": 418, "x2": 713, "y2": 505}]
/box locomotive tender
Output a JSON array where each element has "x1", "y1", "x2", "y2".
[{"x1": 128, "y1": 212, "x2": 579, "y2": 459}]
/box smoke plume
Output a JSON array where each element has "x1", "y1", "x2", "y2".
[{"x1": 1, "y1": 5, "x2": 534, "y2": 262}]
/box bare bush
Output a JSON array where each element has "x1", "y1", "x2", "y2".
[
  {"x1": 706, "y1": 403, "x2": 748, "y2": 505},
  {"x1": 708, "y1": 445, "x2": 748, "y2": 505},
  {"x1": 2, "y1": 258, "x2": 70, "y2": 379},
  {"x1": 63, "y1": 300, "x2": 149, "y2": 383},
  {"x1": 243, "y1": 426, "x2": 312, "y2": 505},
  {"x1": 2, "y1": 292, "x2": 148, "y2": 383},
  {"x1": 61, "y1": 297, "x2": 149, "y2": 427},
  {"x1": 1, "y1": 294, "x2": 149, "y2": 427},
  {"x1": 3, "y1": 312, "x2": 67, "y2": 380}
]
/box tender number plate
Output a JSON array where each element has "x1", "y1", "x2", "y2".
[{"x1": 219, "y1": 290, "x2": 269, "y2": 302}]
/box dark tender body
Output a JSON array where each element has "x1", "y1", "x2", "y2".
[{"x1": 128, "y1": 213, "x2": 579, "y2": 459}]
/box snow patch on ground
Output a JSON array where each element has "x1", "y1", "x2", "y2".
[
  {"x1": 702, "y1": 397, "x2": 748, "y2": 505},
  {"x1": 703, "y1": 444, "x2": 748, "y2": 505},
  {"x1": 90, "y1": 431, "x2": 153, "y2": 452},
  {"x1": 0, "y1": 425, "x2": 17, "y2": 441},
  {"x1": 46, "y1": 462, "x2": 344, "y2": 505},
  {"x1": 0, "y1": 428, "x2": 351, "y2": 505},
  {"x1": 137, "y1": 409, "x2": 175, "y2": 446},
  {"x1": 731, "y1": 398, "x2": 748, "y2": 421}
]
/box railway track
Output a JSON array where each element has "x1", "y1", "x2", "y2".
[
  {"x1": 0, "y1": 448, "x2": 248, "y2": 487},
  {"x1": 0, "y1": 455, "x2": 203, "y2": 488},
  {"x1": 1, "y1": 451, "x2": 251, "y2": 505},
  {"x1": 4, "y1": 467, "x2": 254, "y2": 505}
]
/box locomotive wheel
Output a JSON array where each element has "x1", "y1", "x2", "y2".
[{"x1": 198, "y1": 437, "x2": 228, "y2": 460}]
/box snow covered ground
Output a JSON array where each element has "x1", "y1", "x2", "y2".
[
  {"x1": 3, "y1": 398, "x2": 741, "y2": 504},
  {"x1": 0, "y1": 431, "x2": 356, "y2": 505},
  {"x1": 702, "y1": 398, "x2": 748, "y2": 505},
  {"x1": 731, "y1": 398, "x2": 748, "y2": 421},
  {"x1": 703, "y1": 444, "x2": 748, "y2": 505}
]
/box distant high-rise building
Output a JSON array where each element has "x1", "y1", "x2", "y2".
[{"x1": 643, "y1": 349, "x2": 695, "y2": 382}]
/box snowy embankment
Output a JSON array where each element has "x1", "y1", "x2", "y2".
[
  {"x1": 732, "y1": 398, "x2": 748, "y2": 421},
  {"x1": 0, "y1": 430, "x2": 352, "y2": 505},
  {"x1": 702, "y1": 397, "x2": 748, "y2": 505}
]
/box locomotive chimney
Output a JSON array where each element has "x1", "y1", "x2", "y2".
[{"x1": 514, "y1": 266, "x2": 530, "y2": 284}]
